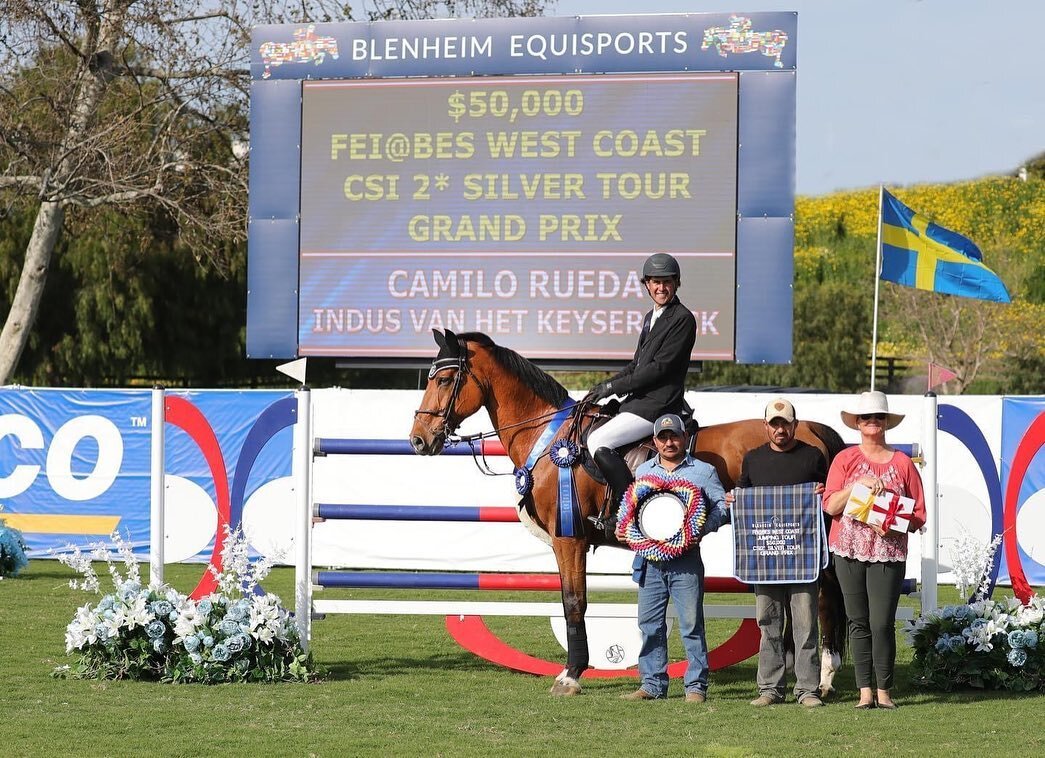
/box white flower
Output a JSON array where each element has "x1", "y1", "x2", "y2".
[
  {"x1": 173, "y1": 604, "x2": 204, "y2": 641},
  {"x1": 1016, "y1": 604, "x2": 1044, "y2": 625}
]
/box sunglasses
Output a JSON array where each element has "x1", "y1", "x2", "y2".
[{"x1": 858, "y1": 413, "x2": 888, "y2": 421}]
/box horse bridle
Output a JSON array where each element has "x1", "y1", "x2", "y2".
[{"x1": 413, "y1": 351, "x2": 471, "y2": 441}]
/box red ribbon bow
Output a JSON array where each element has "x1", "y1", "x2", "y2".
[{"x1": 880, "y1": 493, "x2": 902, "y2": 532}]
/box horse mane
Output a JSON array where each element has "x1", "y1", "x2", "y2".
[{"x1": 457, "y1": 332, "x2": 569, "y2": 408}]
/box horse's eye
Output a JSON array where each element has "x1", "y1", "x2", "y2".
[{"x1": 437, "y1": 375, "x2": 452, "y2": 386}]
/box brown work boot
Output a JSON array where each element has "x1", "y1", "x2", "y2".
[
  {"x1": 620, "y1": 688, "x2": 659, "y2": 701},
  {"x1": 750, "y1": 694, "x2": 783, "y2": 707},
  {"x1": 684, "y1": 692, "x2": 706, "y2": 703}
]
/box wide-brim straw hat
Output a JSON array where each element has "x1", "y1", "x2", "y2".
[{"x1": 840, "y1": 390, "x2": 905, "y2": 431}]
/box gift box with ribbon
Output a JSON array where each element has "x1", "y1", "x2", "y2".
[{"x1": 844, "y1": 483, "x2": 915, "y2": 533}]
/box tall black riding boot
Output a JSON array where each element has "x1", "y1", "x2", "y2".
[{"x1": 589, "y1": 447, "x2": 634, "y2": 538}]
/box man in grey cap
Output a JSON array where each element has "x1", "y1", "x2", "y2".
[
  {"x1": 730, "y1": 398, "x2": 828, "y2": 708},
  {"x1": 622, "y1": 413, "x2": 729, "y2": 703},
  {"x1": 586, "y1": 253, "x2": 697, "y2": 534}
]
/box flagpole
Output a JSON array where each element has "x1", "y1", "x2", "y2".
[{"x1": 870, "y1": 185, "x2": 884, "y2": 390}]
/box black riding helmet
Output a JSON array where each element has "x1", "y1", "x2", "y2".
[{"x1": 641, "y1": 252, "x2": 681, "y2": 281}]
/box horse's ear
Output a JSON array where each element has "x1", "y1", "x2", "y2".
[
  {"x1": 432, "y1": 328, "x2": 460, "y2": 359},
  {"x1": 443, "y1": 328, "x2": 460, "y2": 357}
]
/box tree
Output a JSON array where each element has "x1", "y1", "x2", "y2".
[{"x1": 0, "y1": 0, "x2": 548, "y2": 385}]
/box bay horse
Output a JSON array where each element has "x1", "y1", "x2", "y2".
[{"x1": 409, "y1": 329, "x2": 845, "y2": 696}]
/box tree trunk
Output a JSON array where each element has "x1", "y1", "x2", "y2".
[
  {"x1": 0, "y1": 1, "x2": 126, "y2": 383},
  {"x1": 0, "y1": 201, "x2": 65, "y2": 384}
]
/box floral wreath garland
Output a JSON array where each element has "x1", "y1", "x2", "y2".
[{"x1": 615, "y1": 474, "x2": 706, "y2": 562}]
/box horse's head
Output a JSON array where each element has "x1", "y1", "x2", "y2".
[{"x1": 409, "y1": 329, "x2": 487, "y2": 455}]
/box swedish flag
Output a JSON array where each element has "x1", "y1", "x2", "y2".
[{"x1": 879, "y1": 189, "x2": 1011, "y2": 303}]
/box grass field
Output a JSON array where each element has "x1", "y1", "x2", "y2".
[{"x1": 2, "y1": 562, "x2": 1042, "y2": 757}]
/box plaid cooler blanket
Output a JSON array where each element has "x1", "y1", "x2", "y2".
[{"x1": 731, "y1": 482, "x2": 828, "y2": 584}]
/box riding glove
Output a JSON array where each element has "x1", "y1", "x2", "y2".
[{"x1": 589, "y1": 381, "x2": 615, "y2": 402}]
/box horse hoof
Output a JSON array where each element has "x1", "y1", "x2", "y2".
[
  {"x1": 818, "y1": 686, "x2": 835, "y2": 700},
  {"x1": 549, "y1": 681, "x2": 582, "y2": 696}
]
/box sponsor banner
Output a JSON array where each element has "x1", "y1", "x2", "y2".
[
  {"x1": 0, "y1": 389, "x2": 293, "y2": 560},
  {"x1": 251, "y1": 14, "x2": 798, "y2": 81},
  {"x1": 1000, "y1": 397, "x2": 1045, "y2": 586},
  {"x1": 0, "y1": 389, "x2": 151, "y2": 553}
]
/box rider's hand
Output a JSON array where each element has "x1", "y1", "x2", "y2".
[{"x1": 589, "y1": 381, "x2": 614, "y2": 402}]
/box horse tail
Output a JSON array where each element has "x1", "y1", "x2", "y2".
[
  {"x1": 808, "y1": 419, "x2": 848, "y2": 660},
  {"x1": 819, "y1": 558, "x2": 847, "y2": 659}
]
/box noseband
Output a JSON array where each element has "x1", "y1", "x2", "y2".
[{"x1": 413, "y1": 352, "x2": 470, "y2": 439}]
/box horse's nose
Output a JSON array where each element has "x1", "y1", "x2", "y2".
[{"x1": 410, "y1": 435, "x2": 427, "y2": 455}]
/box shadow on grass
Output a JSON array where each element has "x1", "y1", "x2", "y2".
[{"x1": 322, "y1": 650, "x2": 507, "y2": 680}]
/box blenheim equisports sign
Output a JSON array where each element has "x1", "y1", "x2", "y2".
[{"x1": 247, "y1": 13, "x2": 797, "y2": 366}]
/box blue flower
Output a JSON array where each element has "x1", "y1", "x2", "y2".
[
  {"x1": 197, "y1": 598, "x2": 213, "y2": 616},
  {"x1": 168, "y1": 610, "x2": 179, "y2": 623},
  {"x1": 219, "y1": 619, "x2": 240, "y2": 637},
  {"x1": 941, "y1": 606, "x2": 955, "y2": 620},
  {"x1": 146, "y1": 620, "x2": 166, "y2": 639},
  {"x1": 151, "y1": 600, "x2": 174, "y2": 617},
  {"x1": 935, "y1": 637, "x2": 950, "y2": 653},
  {"x1": 212, "y1": 643, "x2": 231, "y2": 662},
  {"x1": 948, "y1": 635, "x2": 965, "y2": 653},
  {"x1": 1024, "y1": 630, "x2": 1038, "y2": 649},
  {"x1": 1007, "y1": 648, "x2": 1027, "y2": 667},
  {"x1": 202, "y1": 635, "x2": 214, "y2": 648},
  {"x1": 970, "y1": 618, "x2": 987, "y2": 631},
  {"x1": 952, "y1": 605, "x2": 972, "y2": 621},
  {"x1": 152, "y1": 639, "x2": 168, "y2": 654},
  {"x1": 98, "y1": 595, "x2": 114, "y2": 611},
  {"x1": 183, "y1": 636, "x2": 200, "y2": 653},
  {"x1": 1007, "y1": 630, "x2": 1026, "y2": 649},
  {"x1": 190, "y1": 652, "x2": 202, "y2": 665},
  {"x1": 227, "y1": 634, "x2": 247, "y2": 653}
]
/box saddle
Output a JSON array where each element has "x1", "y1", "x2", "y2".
[
  {"x1": 574, "y1": 399, "x2": 699, "y2": 544},
  {"x1": 577, "y1": 399, "x2": 699, "y2": 483}
]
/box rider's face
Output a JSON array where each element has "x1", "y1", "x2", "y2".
[{"x1": 645, "y1": 276, "x2": 678, "y2": 307}]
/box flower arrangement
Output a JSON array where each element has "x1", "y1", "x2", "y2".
[
  {"x1": 906, "y1": 531, "x2": 1044, "y2": 691},
  {"x1": 905, "y1": 595, "x2": 1045, "y2": 691},
  {"x1": 56, "y1": 528, "x2": 316, "y2": 683},
  {"x1": 0, "y1": 504, "x2": 30, "y2": 578}
]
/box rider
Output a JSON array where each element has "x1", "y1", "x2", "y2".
[{"x1": 586, "y1": 252, "x2": 697, "y2": 532}]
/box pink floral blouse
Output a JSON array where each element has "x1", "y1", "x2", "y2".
[{"x1": 822, "y1": 446, "x2": 927, "y2": 563}]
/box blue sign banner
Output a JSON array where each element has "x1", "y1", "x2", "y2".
[
  {"x1": 251, "y1": 13, "x2": 797, "y2": 81},
  {"x1": 0, "y1": 389, "x2": 293, "y2": 559},
  {"x1": 1000, "y1": 397, "x2": 1045, "y2": 585}
]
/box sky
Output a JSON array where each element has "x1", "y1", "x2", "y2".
[{"x1": 553, "y1": 0, "x2": 1045, "y2": 196}]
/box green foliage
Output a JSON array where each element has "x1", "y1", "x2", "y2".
[{"x1": 698, "y1": 280, "x2": 871, "y2": 392}]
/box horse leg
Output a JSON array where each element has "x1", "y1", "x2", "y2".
[
  {"x1": 549, "y1": 537, "x2": 588, "y2": 696},
  {"x1": 817, "y1": 565, "x2": 845, "y2": 698}
]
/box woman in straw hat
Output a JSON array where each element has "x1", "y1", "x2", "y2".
[{"x1": 823, "y1": 391, "x2": 926, "y2": 710}]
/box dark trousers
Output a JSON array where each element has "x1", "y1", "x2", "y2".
[{"x1": 833, "y1": 555, "x2": 906, "y2": 690}]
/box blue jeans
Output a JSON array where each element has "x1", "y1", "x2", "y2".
[{"x1": 636, "y1": 551, "x2": 708, "y2": 697}]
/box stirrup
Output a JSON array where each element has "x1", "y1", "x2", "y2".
[{"x1": 587, "y1": 514, "x2": 617, "y2": 538}]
